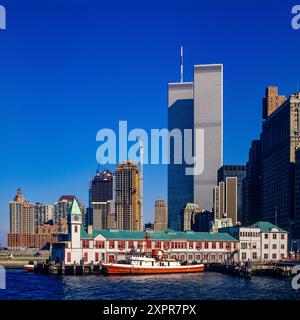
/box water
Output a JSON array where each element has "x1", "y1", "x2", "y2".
[{"x1": 0, "y1": 269, "x2": 299, "y2": 300}]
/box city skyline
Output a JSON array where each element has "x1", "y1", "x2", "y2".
[{"x1": 1, "y1": 0, "x2": 300, "y2": 245}]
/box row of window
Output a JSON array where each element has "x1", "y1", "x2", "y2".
[
  {"x1": 81, "y1": 240, "x2": 237, "y2": 250},
  {"x1": 264, "y1": 233, "x2": 285, "y2": 240}
]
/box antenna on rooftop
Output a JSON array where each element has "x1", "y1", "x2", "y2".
[{"x1": 180, "y1": 46, "x2": 184, "y2": 83}]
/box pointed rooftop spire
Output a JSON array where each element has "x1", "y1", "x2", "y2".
[{"x1": 69, "y1": 198, "x2": 82, "y2": 216}]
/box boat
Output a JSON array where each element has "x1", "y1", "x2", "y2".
[
  {"x1": 24, "y1": 261, "x2": 35, "y2": 272},
  {"x1": 101, "y1": 249, "x2": 205, "y2": 275}
]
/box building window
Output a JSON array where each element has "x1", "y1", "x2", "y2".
[
  {"x1": 273, "y1": 234, "x2": 277, "y2": 240},
  {"x1": 196, "y1": 242, "x2": 202, "y2": 250},
  {"x1": 82, "y1": 240, "x2": 89, "y2": 248},
  {"x1": 118, "y1": 241, "x2": 125, "y2": 250},
  {"x1": 242, "y1": 252, "x2": 247, "y2": 260},
  {"x1": 67, "y1": 252, "x2": 71, "y2": 263},
  {"x1": 109, "y1": 241, "x2": 115, "y2": 249},
  {"x1": 226, "y1": 242, "x2": 231, "y2": 250},
  {"x1": 219, "y1": 242, "x2": 223, "y2": 249},
  {"x1": 272, "y1": 254, "x2": 277, "y2": 259},
  {"x1": 272, "y1": 244, "x2": 277, "y2": 250},
  {"x1": 281, "y1": 244, "x2": 285, "y2": 250},
  {"x1": 189, "y1": 241, "x2": 193, "y2": 249},
  {"x1": 253, "y1": 252, "x2": 257, "y2": 259},
  {"x1": 75, "y1": 226, "x2": 78, "y2": 233},
  {"x1": 155, "y1": 241, "x2": 161, "y2": 249},
  {"x1": 212, "y1": 242, "x2": 216, "y2": 249},
  {"x1": 128, "y1": 241, "x2": 134, "y2": 249},
  {"x1": 95, "y1": 252, "x2": 99, "y2": 262},
  {"x1": 264, "y1": 254, "x2": 268, "y2": 259},
  {"x1": 264, "y1": 234, "x2": 268, "y2": 239},
  {"x1": 264, "y1": 244, "x2": 268, "y2": 249},
  {"x1": 204, "y1": 242, "x2": 209, "y2": 249},
  {"x1": 281, "y1": 234, "x2": 285, "y2": 240},
  {"x1": 281, "y1": 253, "x2": 285, "y2": 259},
  {"x1": 95, "y1": 241, "x2": 105, "y2": 249},
  {"x1": 84, "y1": 252, "x2": 88, "y2": 262}
]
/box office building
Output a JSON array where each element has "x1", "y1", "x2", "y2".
[
  {"x1": 115, "y1": 161, "x2": 142, "y2": 230},
  {"x1": 262, "y1": 86, "x2": 286, "y2": 121},
  {"x1": 154, "y1": 199, "x2": 168, "y2": 231},
  {"x1": 218, "y1": 165, "x2": 246, "y2": 223},
  {"x1": 295, "y1": 148, "x2": 300, "y2": 240},
  {"x1": 242, "y1": 140, "x2": 262, "y2": 226},
  {"x1": 168, "y1": 62, "x2": 223, "y2": 230},
  {"x1": 8, "y1": 188, "x2": 35, "y2": 249},
  {"x1": 261, "y1": 93, "x2": 300, "y2": 233}
]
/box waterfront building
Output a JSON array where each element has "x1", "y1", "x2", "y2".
[
  {"x1": 220, "y1": 221, "x2": 288, "y2": 261},
  {"x1": 261, "y1": 93, "x2": 300, "y2": 234},
  {"x1": 34, "y1": 203, "x2": 54, "y2": 228},
  {"x1": 168, "y1": 63, "x2": 223, "y2": 230},
  {"x1": 295, "y1": 148, "x2": 300, "y2": 241},
  {"x1": 154, "y1": 199, "x2": 168, "y2": 231},
  {"x1": 115, "y1": 161, "x2": 142, "y2": 231},
  {"x1": 262, "y1": 86, "x2": 286, "y2": 122},
  {"x1": 51, "y1": 199, "x2": 238, "y2": 265},
  {"x1": 242, "y1": 139, "x2": 262, "y2": 226},
  {"x1": 8, "y1": 188, "x2": 35, "y2": 249},
  {"x1": 218, "y1": 165, "x2": 246, "y2": 223}
]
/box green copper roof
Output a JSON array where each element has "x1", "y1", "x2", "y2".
[
  {"x1": 69, "y1": 199, "x2": 82, "y2": 216},
  {"x1": 249, "y1": 221, "x2": 288, "y2": 233},
  {"x1": 81, "y1": 227, "x2": 238, "y2": 241}
]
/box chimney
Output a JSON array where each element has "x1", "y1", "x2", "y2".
[{"x1": 88, "y1": 225, "x2": 93, "y2": 235}]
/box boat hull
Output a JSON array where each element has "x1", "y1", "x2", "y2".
[
  {"x1": 24, "y1": 264, "x2": 35, "y2": 272},
  {"x1": 102, "y1": 263, "x2": 205, "y2": 275}
]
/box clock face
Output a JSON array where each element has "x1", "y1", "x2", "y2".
[{"x1": 73, "y1": 215, "x2": 80, "y2": 222}]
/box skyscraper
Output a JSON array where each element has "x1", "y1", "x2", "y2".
[
  {"x1": 89, "y1": 169, "x2": 114, "y2": 229},
  {"x1": 34, "y1": 203, "x2": 54, "y2": 228},
  {"x1": 115, "y1": 161, "x2": 142, "y2": 230},
  {"x1": 261, "y1": 93, "x2": 300, "y2": 233},
  {"x1": 295, "y1": 148, "x2": 300, "y2": 240},
  {"x1": 8, "y1": 188, "x2": 35, "y2": 249},
  {"x1": 154, "y1": 199, "x2": 168, "y2": 231},
  {"x1": 168, "y1": 62, "x2": 223, "y2": 230},
  {"x1": 218, "y1": 165, "x2": 246, "y2": 223},
  {"x1": 242, "y1": 139, "x2": 262, "y2": 226},
  {"x1": 262, "y1": 86, "x2": 286, "y2": 121}
]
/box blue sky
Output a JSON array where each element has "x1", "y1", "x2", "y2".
[{"x1": 0, "y1": 0, "x2": 299, "y2": 245}]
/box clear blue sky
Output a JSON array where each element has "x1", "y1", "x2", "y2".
[{"x1": 0, "y1": 0, "x2": 299, "y2": 245}]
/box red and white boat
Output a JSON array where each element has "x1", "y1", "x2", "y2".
[
  {"x1": 102, "y1": 249, "x2": 205, "y2": 275},
  {"x1": 24, "y1": 261, "x2": 35, "y2": 272}
]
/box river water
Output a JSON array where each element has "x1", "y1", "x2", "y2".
[{"x1": 0, "y1": 269, "x2": 299, "y2": 300}]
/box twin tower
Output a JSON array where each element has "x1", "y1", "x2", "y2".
[{"x1": 168, "y1": 64, "x2": 223, "y2": 230}]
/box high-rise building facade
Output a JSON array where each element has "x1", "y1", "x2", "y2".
[
  {"x1": 168, "y1": 63, "x2": 223, "y2": 230},
  {"x1": 54, "y1": 195, "x2": 86, "y2": 226},
  {"x1": 8, "y1": 188, "x2": 35, "y2": 249},
  {"x1": 34, "y1": 203, "x2": 54, "y2": 228},
  {"x1": 218, "y1": 165, "x2": 246, "y2": 223},
  {"x1": 214, "y1": 177, "x2": 238, "y2": 225},
  {"x1": 89, "y1": 169, "x2": 114, "y2": 230},
  {"x1": 115, "y1": 161, "x2": 141, "y2": 230},
  {"x1": 154, "y1": 199, "x2": 168, "y2": 231},
  {"x1": 242, "y1": 139, "x2": 262, "y2": 226},
  {"x1": 261, "y1": 93, "x2": 300, "y2": 233},
  {"x1": 294, "y1": 148, "x2": 300, "y2": 240},
  {"x1": 262, "y1": 86, "x2": 286, "y2": 121}
]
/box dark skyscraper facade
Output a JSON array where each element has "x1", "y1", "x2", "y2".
[
  {"x1": 90, "y1": 169, "x2": 113, "y2": 203},
  {"x1": 295, "y1": 148, "x2": 300, "y2": 240},
  {"x1": 242, "y1": 139, "x2": 262, "y2": 226},
  {"x1": 218, "y1": 165, "x2": 246, "y2": 223},
  {"x1": 261, "y1": 93, "x2": 300, "y2": 233}
]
